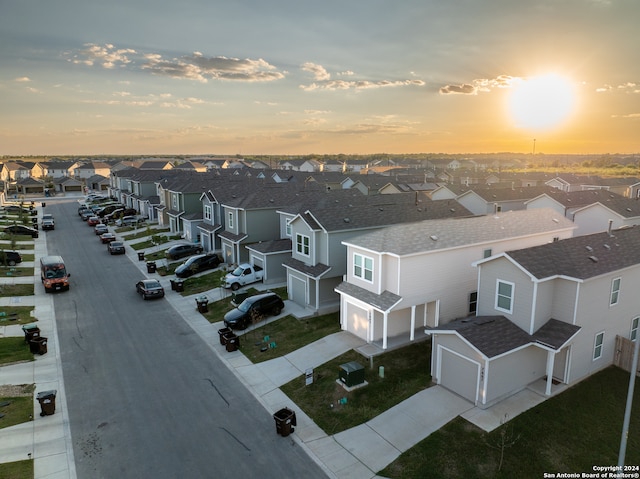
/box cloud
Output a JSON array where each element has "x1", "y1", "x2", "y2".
[
  {"x1": 69, "y1": 43, "x2": 285, "y2": 83},
  {"x1": 596, "y1": 82, "x2": 639, "y2": 94},
  {"x1": 300, "y1": 79, "x2": 425, "y2": 92},
  {"x1": 15, "y1": 77, "x2": 31, "y2": 82},
  {"x1": 301, "y1": 62, "x2": 331, "y2": 81},
  {"x1": 440, "y1": 75, "x2": 515, "y2": 95}
]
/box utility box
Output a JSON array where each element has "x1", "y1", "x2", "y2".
[{"x1": 339, "y1": 361, "x2": 365, "y2": 387}]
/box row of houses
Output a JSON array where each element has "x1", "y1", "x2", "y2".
[{"x1": 107, "y1": 165, "x2": 640, "y2": 410}]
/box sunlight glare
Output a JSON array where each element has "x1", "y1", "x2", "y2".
[{"x1": 508, "y1": 74, "x2": 576, "y2": 130}]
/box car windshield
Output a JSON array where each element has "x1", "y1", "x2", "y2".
[
  {"x1": 237, "y1": 299, "x2": 253, "y2": 312},
  {"x1": 146, "y1": 281, "x2": 161, "y2": 288},
  {"x1": 231, "y1": 266, "x2": 244, "y2": 277},
  {"x1": 44, "y1": 264, "x2": 66, "y2": 279}
]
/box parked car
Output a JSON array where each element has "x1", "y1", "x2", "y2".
[
  {"x1": 3, "y1": 225, "x2": 38, "y2": 238},
  {"x1": 135, "y1": 279, "x2": 164, "y2": 300},
  {"x1": 174, "y1": 253, "x2": 221, "y2": 278},
  {"x1": 104, "y1": 208, "x2": 136, "y2": 223},
  {"x1": 223, "y1": 292, "x2": 284, "y2": 330},
  {"x1": 80, "y1": 210, "x2": 94, "y2": 221},
  {"x1": 100, "y1": 232, "x2": 117, "y2": 244},
  {"x1": 87, "y1": 216, "x2": 101, "y2": 226},
  {"x1": 94, "y1": 224, "x2": 108, "y2": 235},
  {"x1": 165, "y1": 243, "x2": 203, "y2": 260},
  {"x1": 115, "y1": 215, "x2": 144, "y2": 227},
  {"x1": 0, "y1": 251, "x2": 22, "y2": 266},
  {"x1": 41, "y1": 218, "x2": 55, "y2": 230},
  {"x1": 108, "y1": 241, "x2": 126, "y2": 254}
]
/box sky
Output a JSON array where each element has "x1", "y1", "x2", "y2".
[{"x1": 1, "y1": 0, "x2": 638, "y2": 156}]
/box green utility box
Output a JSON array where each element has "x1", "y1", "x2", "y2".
[{"x1": 339, "y1": 361, "x2": 365, "y2": 387}]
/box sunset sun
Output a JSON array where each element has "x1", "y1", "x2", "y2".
[{"x1": 508, "y1": 74, "x2": 576, "y2": 130}]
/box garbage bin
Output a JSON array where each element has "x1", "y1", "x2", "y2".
[
  {"x1": 137, "y1": 252, "x2": 145, "y2": 261},
  {"x1": 196, "y1": 296, "x2": 209, "y2": 313},
  {"x1": 225, "y1": 333, "x2": 239, "y2": 352},
  {"x1": 41, "y1": 202, "x2": 46, "y2": 208},
  {"x1": 169, "y1": 279, "x2": 176, "y2": 291},
  {"x1": 174, "y1": 280, "x2": 184, "y2": 292},
  {"x1": 36, "y1": 390, "x2": 57, "y2": 416},
  {"x1": 146, "y1": 261, "x2": 156, "y2": 273},
  {"x1": 29, "y1": 336, "x2": 48, "y2": 355},
  {"x1": 273, "y1": 408, "x2": 297, "y2": 437},
  {"x1": 22, "y1": 324, "x2": 40, "y2": 343},
  {"x1": 218, "y1": 327, "x2": 232, "y2": 345}
]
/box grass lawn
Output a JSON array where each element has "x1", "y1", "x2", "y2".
[
  {"x1": 179, "y1": 269, "x2": 227, "y2": 296},
  {"x1": 0, "y1": 306, "x2": 36, "y2": 325},
  {"x1": 130, "y1": 235, "x2": 180, "y2": 251},
  {"x1": 0, "y1": 459, "x2": 33, "y2": 479},
  {"x1": 0, "y1": 383, "x2": 35, "y2": 429},
  {"x1": 0, "y1": 284, "x2": 34, "y2": 297},
  {"x1": 0, "y1": 267, "x2": 33, "y2": 277},
  {"x1": 0, "y1": 336, "x2": 34, "y2": 365},
  {"x1": 238, "y1": 312, "x2": 342, "y2": 363},
  {"x1": 380, "y1": 366, "x2": 640, "y2": 479},
  {"x1": 281, "y1": 340, "x2": 432, "y2": 435},
  {"x1": 121, "y1": 227, "x2": 170, "y2": 241}
]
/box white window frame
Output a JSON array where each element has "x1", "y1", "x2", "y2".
[
  {"x1": 227, "y1": 211, "x2": 233, "y2": 229},
  {"x1": 631, "y1": 317, "x2": 639, "y2": 342},
  {"x1": 495, "y1": 279, "x2": 514, "y2": 314},
  {"x1": 172, "y1": 193, "x2": 178, "y2": 209},
  {"x1": 483, "y1": 248, "x2": 492, "y2": 259},
  {"x1": 204, "y1": 205, "x2": 212, "y2": 221},
  {"x1": 610, "y1": 277, "x2": 621, "y2": 306},
  {"x1": 353, "y1": 253, "x2": 374, "y2": 283},
  {"x1": 285, "y1": 219, "x2": 292, "y2": 237},
  {"x1": 296, "y1": 233, "x2": 310, "y2": 256},
  {"x1": 593, "y1": 331, "x2": 604, "y2": 360}
]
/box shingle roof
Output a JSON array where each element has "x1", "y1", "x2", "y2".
[
  {"x1": 506, "y1": 225, "x2": 640, "y2": 280},
  {"x1": 282, "y1": 257, "x2": 331, "y2": 278},
  {"x1": 247, "y1": 238, "x2": 292, "y2": 254},
  {"x1": 541, "y1": 189, "x2": 640, "y2": 217},
  {"x1": 334, "y1": 281, "x2": 402, "y2": 312},
  {"x1": 344, "y1": 208, "x2": 573, "y2": 256},
  {"x1": 433, "y1": 316, "x2": 581, "y2": 358}
]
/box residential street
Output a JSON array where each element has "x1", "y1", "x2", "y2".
[{"x1": 45, "y1": 198, "x2": 327, "y2": 479}]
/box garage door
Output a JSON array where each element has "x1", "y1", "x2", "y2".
[
  {"x1": 289, "y1": 275, "x2": 306, "y2": 307},
  {"x1": 345, "y1": 301, "x2": 368, "y2": 341},
  {"x1": 439, "y1": 348, "x2": 480, "y2": 405}
]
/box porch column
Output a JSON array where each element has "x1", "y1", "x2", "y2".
[
  {"x1": 410, "y1": 305, "x2": 416, "y2": 341},
  {"x1": 382, "y1": 311, "x2": 388, "y2": 350},
  {"x1": 545, "y1": 351, "x2": 555, "y2": 396},
  {"x1": 316, "y1": 279, "x2": 320, "y2": 311}
]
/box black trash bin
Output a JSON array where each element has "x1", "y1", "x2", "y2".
[
  {"x1": 41, "y1": 202, "x2": 46, "y2": 208},
  {"x1": 29, "y1": 336, "x2": 48, "y2": 355},
  {"x1": 22, "y1": 324, "x2": 40, "y2": 343},
  {"x1": 273, "y1": 408, "x2": 297, "y2": 437},
  {"x1": 174, "y1": 280, "x2": 184, "y2": 292},
  {"x1": 218, "y1": 327, "x2": 232, "y2": 345},
  {"x1": 225, "y1": 333, "x2": 239, "y2": 352},
  {"x1": 36, "y1": 390, "x2": 57, "y2": 416},
  {"x1": 146, "y1": 261, "x2": 156, "y2": 273},
  {"x1": 137, "y1": 252, "x2": 145, "y2": 261},
  {"x1": 169, "y1": 279, "x2": 176, "y2": 291},
  {"x1": 196, "y1": 296, "x2": 209, "y2": 313}
]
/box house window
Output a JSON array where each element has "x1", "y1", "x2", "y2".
[
  {"x1": 227, "y1": 212, "x2": 233, "y2": 229},
  {"x1": 495, "y1": 280, "x2": 514, "y2": 314},
  {"x1": 593, "y1": 331, "x2": 604, "y2": 360},
  {"x1": 296, "y1": 233, "x2": 310, "y2": 256},
  {"x1": 483, "y1": 249, "x2": 492, "y2": 259},
  {"x1": 469, "y1": 291, "x2": 477, "y2": 314},
  {"x1": 610, "y1": 277, "x2": 621, "y2": 306},
  {"x1": 285, "y1": 219, "x2": 292, "y2": 237},
  {"x1": 172, "y1": 193, "x2": 178, "y2": 209},
  {"x1": 204, "y1": 205, "x2": 211, "y2": 221},
  {"x1": 353, "y1": 253, "x2": 373, "y2": 282},
  {"x1": 631, "y1": 317, "x2": 639, "y2": 341}
]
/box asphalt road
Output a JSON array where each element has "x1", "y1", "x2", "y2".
[{"x1": 44, "y1": 198, "x2": 327, "y2": 479}]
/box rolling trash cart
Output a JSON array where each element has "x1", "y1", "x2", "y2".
[
  {"x1": 29, "y1": 336, "x2": 48, "y2": 355},
  {"x1": 273, "y1": 408, "x2": 297, "y2": 437},
  {"x1": 36, "y1": 390, "x2": 57, "y2": 416}
]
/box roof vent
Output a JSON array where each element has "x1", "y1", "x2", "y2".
[
  {"x1": 585, "y1": 245, "x2": 593, "y2": 252},
  {"x1": 604, "y1": 244, "x2": 611, "y2": 250},
  {"x1": 588, "y1": 256, "x2": 598, "y2": 263},
  {"x1": 344, "y1": 218, "x2": 350, "y2": 223},
  {"x1": 552, "y1": 218, "x2": 559, "y2": 223},
  {"x1": 430, "y1": 235, "x2": 438, "y2": 241}
]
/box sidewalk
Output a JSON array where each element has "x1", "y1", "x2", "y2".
[{"x1": 0, "y1": 212, "x2": 546, "y2": 479}]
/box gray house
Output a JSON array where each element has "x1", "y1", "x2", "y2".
[{"x1": 431, "y1": 225, "x2": 640, "y2": 408}]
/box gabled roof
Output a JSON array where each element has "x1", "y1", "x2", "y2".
[
  {"x1": 335, "y1": 281, "x2": 402, "y2": 312},
  {"x1": 343, "y1": 208, "x2": 573, "y2": 256},
  {"x1": 432, "y1": 316, "x2": 580, "y2": 358},
  {"x1": 536, "y1": 189, "x2": 640, "y2": 217},
  {"x1": 457, "y1": 185, "x2": 553, "y2": 202},
  {"x1": 504, "y1": 225, "x2": 640, "y2": 281},
  {"x1": 246, "y1": 238, "x2": 292, "y2": 254}
]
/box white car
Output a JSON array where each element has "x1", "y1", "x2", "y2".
[{"x1": 115, "y1": 215, "x2": 143, "y2": 227}]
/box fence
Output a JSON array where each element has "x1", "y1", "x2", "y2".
[{"x1": 614, "y1": 335, "x2": 640, "y2": 376}]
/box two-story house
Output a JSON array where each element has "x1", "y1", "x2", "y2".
[
  {"x1": 430, "y1": 225, "x2": 640, "y2": 408},
  {"x1": 335, "y1": 209, "x2": 575, "y2": 351},
  {"x1": 283, "y1": 193, "x2": 473, "y2": 315}
]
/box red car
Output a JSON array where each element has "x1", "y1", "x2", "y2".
[
  {"x1": 87, "y1": 216, "x2": 100, "y2": 226},
  {"x1": 100, "y1": 232, "x2": 117, "y2": 244}
]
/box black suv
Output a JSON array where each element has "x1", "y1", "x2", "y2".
[
  {"x1": 223, "y1": 292, "x2": 284, "y2": 330},
  {"x1": 0, "y1": 251, "x2": 22, "y2": 266},
  {"x1": 165, "y1": 243, "x2": 203, "y2": 260},
  {"x1": 174, "y1": 253, "x2": 221, "y2": 278}
]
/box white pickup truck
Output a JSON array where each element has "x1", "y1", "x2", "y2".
[{"x1": 224, "y1": 263, "x2": 264, "y2": 290}]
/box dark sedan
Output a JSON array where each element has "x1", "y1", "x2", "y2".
[
  {"x1": 108, "y1": 241, "x2": 126, "y2": 255},
  {"x1": 165, "y1": 243, "x2": 203, "y2": 260},
  {"x1": 4, "y1": 225, "x2": 39, "y2": 238},
  {"x1": 174, "y1": 253, "x2": 221, "y2": 278},
  {"x1": 135, "y1": 279, "x2": 164, "y2": 300}
]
